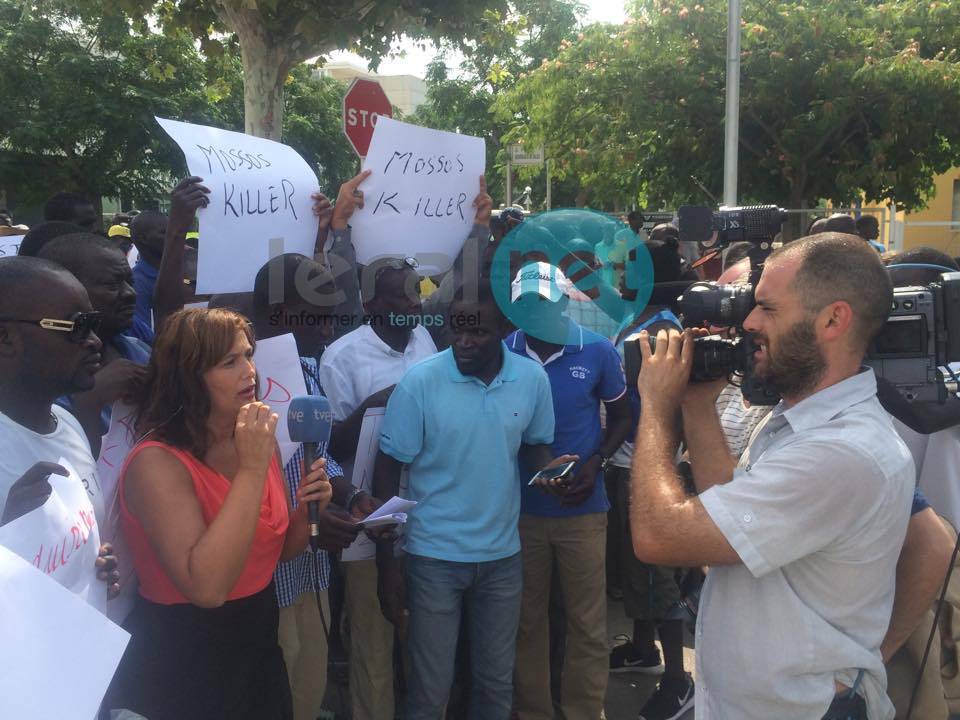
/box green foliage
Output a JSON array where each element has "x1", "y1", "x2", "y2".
[
  {"x1": 0, "y1": 1, "x2": 233, "y2": 207},
  {"x1": 409, "y1": 0, "x2": 585, "y2": 207},
  {"x1": 0, "y1": 2, "x2": 358, "y2": 210},
  {"x1": 499, "y1": 0, "x2": 960, "y2": 212},
  {"x1": 283, "y1": 64, "x2": 360, "y2": 193}
]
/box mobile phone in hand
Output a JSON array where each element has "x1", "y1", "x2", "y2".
[{"x1": 528, "y1": 461, "x2": 576, "y2": 487}]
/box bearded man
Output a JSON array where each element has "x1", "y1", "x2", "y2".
[{"x1": 628, "y1": 233, "x2": 914, "y2": 720}]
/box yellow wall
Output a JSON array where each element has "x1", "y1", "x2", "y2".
[{"x1": 900, "y1": 169, "x2": 960, "y2": 255}]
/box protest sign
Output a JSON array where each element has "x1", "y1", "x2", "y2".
[
  {"x1": 0, "y1": 544, "x2": 130, "y2": 720},
  {"x1": 0, "y1": 234, "x2": 24, "y2": 258},
  {"x1": 156, "y1": 117, "x2": 320, "y2": 294},
  {"x1": 0, "y1": 458, "x2": 105, "y2": 613},
  {"x1": 97, "y1": 402, "x2": 139, "y2": 623},
  {"x1": 349, "y1": 117, "x2": 485, "y2": 275},
  {"x1": 253, "y1": 333, "x2": 308, "y2": 466}
]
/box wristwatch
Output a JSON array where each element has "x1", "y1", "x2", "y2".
[
  {"x1": 345, "y1": 486, "x2": 366, "y2": 513},
  {"x1": 596, "y1": 453, "x2": 611, "y2": 472}
]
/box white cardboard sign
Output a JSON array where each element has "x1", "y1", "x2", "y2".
[
  {"x1": 253, "y1": 333, "x2": 308, "y2": 466},
  {"x1": 0, "y1": 234, "x2": 24, "y2": 258},
  {"x1": 96, "y1": 403, "x2": 139, "y2": 623},
  {"x1": 156, "y1": 117, "x2": 320, "y2": 294},
  {"x1": 350, "y1": 117, "x2": 485, "y2": 275},
  {"x1": 0, "y1": 544, "x2": 130, "y2": 720}
]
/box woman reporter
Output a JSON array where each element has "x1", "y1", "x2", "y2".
[{"x1": 109, "y1": 308, "x2": 331, "y2": 720}]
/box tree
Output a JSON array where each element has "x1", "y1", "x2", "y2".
[
  {"x1": 0, "y1": 1, "x2": 232, "y2": 212},
  {"x1": 497, "y1": 0, "x2": 960, "y2": 215},
  {"x1": 79, "y1": 0, "x2": 514, "y2": 140},
  {"x1": 409, "y1": 0, "x2": 584, "y2": 207}
]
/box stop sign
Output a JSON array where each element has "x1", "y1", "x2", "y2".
[{"x1": 342, "y1": 78, "x2": 393, "y2": 158}]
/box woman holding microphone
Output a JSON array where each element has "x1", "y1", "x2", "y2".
[{"x1": 109, "y1": 308, "x2": 331, "y2": 720}]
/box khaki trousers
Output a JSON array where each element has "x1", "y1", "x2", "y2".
[
  {"x1": 515, "y1": 513, "x2": 608, "y2": 720},
  {"x1": 344, "y1": 558, "x2": 396, "y2": 720},
  {"x1": 278, "y1": 589, "x2": 330, "y2": 720}
]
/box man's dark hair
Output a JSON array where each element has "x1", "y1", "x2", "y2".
[
  {"x1": 0, "y1": 256, "x2": 78, "y2": 316},
  {"x1": 253, "y1": 253, "x2": 334, "y2": 309},
  {"x1": 627, "y1": 210, "x2": 644, "y2": 230},
  {"x1": 887, "y1": 246, "x2": 960, "y2": 271},
  {"x1": 451, "y1": 277, "x2": 505, "y2": 325},
  {"x1": 43, "y1": 192, "x2": 92, "y2": 222},
  {"x1": 855, "y1": 215, "x2": 879, "y2": 233},
  {"x1": 723, "y1": 241, "x2": 753, "y2": 271},
  {"x1": 810, "y1": 213, "x2": 857, "y2": 236},
  {"x1": 36, "y1": 233, "x2": 122, "y2": 280},
  {"x1": 769, "y1": 232, "x2": 892, "y2": 351},
  {"x1": 18, "y1": 221, "x2": 85, "y2": 257},
  {"x1": 130, "y1": 210, "x2": 166, "y2": 245},
  {"x1": 645, "y1": 240, "x2": 683, "y2": 283}
]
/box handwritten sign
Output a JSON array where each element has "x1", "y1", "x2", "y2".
[
  {"x1": 97, "y1": 402, "x2": 139, "y2": 623},
  {"x1": 156, "y1": 117, "x2": 320, "y2": 294},
  {"x1": 350, "y1": 117, "x2": 485, "y2": 275},
  {"x1": 0, "y1": 234, "x2": 24, "y2": 258},
  {"x1": 0, "y1": 544, "x2": 130, "y2": 720},
  {"x1": 0, "y1": 458, "x2": 105, "y2": 613},
  {"x1": 253, "y1": 333, "x2": 308, "y2": 466}
]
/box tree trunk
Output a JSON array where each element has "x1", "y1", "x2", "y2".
[{"x1": 214, "y1": 2, "x2": 293, "y2": 140}]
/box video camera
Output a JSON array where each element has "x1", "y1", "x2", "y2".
[
  {"x1": 622, "y1": 205, "x2": 787, "y2": 404},
  {"x1": 628, "y1": 204, "x2": 960, "y2": 410},
  {"x1": 866, "y1": 275, "x2": 960, "y2": 403}
]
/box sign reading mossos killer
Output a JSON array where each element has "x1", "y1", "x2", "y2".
[
  {"x1": 155, "y1": 116, "x2": 320, "y2": 294},
  {"x1": 349, "y1": 117, "x2": 486, "y2": 276},
  {"x1": 342, "y1": 78, "x2": 393, "y2": 158}
]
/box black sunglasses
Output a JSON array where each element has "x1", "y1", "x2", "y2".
[{"x1": 0, "y1": 311, "x2": 103, "y2": 343}]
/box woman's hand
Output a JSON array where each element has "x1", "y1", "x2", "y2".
[
  {"x1": 296, "y1": 457, "x2": 333, "y2": 512},
  {"x1": 234, "y1": 402, "x2": 279, "y2": 475}
]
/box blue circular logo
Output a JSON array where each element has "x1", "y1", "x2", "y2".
[{"x1": 490, "y1": 209, "x2": 655, "y2": 345}]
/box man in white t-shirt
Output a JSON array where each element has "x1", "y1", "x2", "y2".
[
  {"x1": 0, "y1": 256, "x2": 118, "y2": 595},
  {"x1": 318, "y1": 259, "x2": 437, "y2": 720}
]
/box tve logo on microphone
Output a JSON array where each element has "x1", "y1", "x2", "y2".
[{"x1": 287, "y1": 396, "x2": 335, "y2": 447}]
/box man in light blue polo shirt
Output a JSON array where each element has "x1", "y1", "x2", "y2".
[
  {"x1": 373, "y1": 281, "x2": 572, "y2": 720},
  {"x1": 507, "y1": 262, "x2": 632, "y2": 720}
]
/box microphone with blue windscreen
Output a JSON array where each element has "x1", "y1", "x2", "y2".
[{"x1": 287, "y1": 395, "x2": 335, "y2": 552}]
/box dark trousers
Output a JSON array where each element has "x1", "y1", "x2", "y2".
[{"x1": 821, "y1": 692, "x2": 867, "y2": 720}]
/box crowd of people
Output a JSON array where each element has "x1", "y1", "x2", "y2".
[{"x1": 2, "y1": 172, "x2": 960, "y2": 720}]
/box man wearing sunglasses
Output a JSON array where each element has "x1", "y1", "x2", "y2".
[
  {"x1": 0, "y1": 256, "x2": 119, "y2": 596},
  {"x1": 38, "y1": 233, "x2": 150, "y2": 454}
]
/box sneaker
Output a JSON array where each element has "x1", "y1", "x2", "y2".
[
  {"x1": 609, "y1": 635, "x2": 665, "y2": 674},
  {"x1": 638, "y1": 673, "x2": 695, "y2": 720}
]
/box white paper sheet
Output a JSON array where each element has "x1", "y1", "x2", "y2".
[
  {"x1": 253, "y1": 333, "x2": 309, "y2": 466},
  {"x1": 156, "y1": 117, "x2": 320, "y2": 294},
  {"x1": 0, "y1": 234, "x2": 24, "y2": 258},
  {"x1": 96, "y1": 403, "x2": 139, "y2": 623},
  {"x1": 350, "y1": 117, "x2": 485, "y2": 276},
  {"x1": 0, "y1": 544, "x2": 130, "y2": 720}
]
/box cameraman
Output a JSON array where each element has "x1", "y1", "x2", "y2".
[{"x1": 629, "y1": 233, "x2": 914, "y2": 719}]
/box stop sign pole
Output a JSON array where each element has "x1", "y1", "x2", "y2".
[{"x1": 342, "y1": 78, "x2": 393, "y2": 161}]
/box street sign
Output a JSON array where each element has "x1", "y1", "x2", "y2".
[
  {"x1": 342, "y1": 78, "x2": 393, "y2": 158},
  {"x1": 508, "y1": 143, "x2": 544, "y2": 166}
]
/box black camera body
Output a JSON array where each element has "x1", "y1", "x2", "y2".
[
  {"x1": 678, "y1": 204, "x2": 788, "y2": 254},
  {"x1": 866, "y1": 273, "x2": 960, "y2": 403}
]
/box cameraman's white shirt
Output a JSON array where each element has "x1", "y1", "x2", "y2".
[{"x1": 696, "y1": 370, "x2": 913, "y2": 720}]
